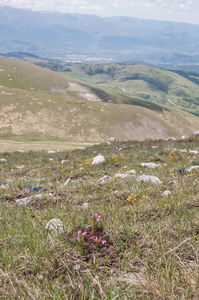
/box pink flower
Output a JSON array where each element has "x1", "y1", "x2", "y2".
[
  {"x1": 93, "y1": 237, "x2": 98, "y2": 242},
  {"x1": 90, "y1": 214, "x2": 95, "y2": 219},
  {"x1": 82, "y1": 231, "x2": 87, "y2": 236},
  {"x1": 101, "y1": 240, "x2": 106, "y2": 245},
  {"x1": 77, "y1": 231, "x2": 82, "y2": 235},
  {"x1": 96, "y1": 215, "x2": 101, "y2": 222},
  {"x1": 95, "y1": 213, "x2": 99, "y2": 216},
  {"x1": 76, "y1": 237, "x2": 80, "y2": 241}
]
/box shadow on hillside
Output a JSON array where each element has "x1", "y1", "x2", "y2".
[{"x1": 120, "y1": 73, "x2": 173, "y2": 93}]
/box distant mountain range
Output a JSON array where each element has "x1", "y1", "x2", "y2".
[{"x1": 1, "y1": 4, "x2": 199, "y2": 65}]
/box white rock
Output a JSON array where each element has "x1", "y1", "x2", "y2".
[
  {"x1": 161, "y1": 190, "x2": 172, "y2": 197},
  {"x1": 167, "y1": 137, "x2": 176, "y2": 141},
  {"x1": 45, "y1": 219, "x2": 63, "y2": 231},
  {"x1": 61, "y1": 160, "x2": 69, "y2": 165},
  {"x1": 57, "y1": 149, "x2": 60, "y2": 152},
  {"x1": 137, "y1": 175, "x2": 162, "y2": 184},
  {"x1": 96, "y1": 175, "x2": 109, "y2": 184},
  {"x1": 63, "y1": 178, "x2": 71, "y2": 186},
  {"x1": 49, "y1": 158, "x2": 53, "y2": 161},
  {"x1": 0, "y1": 158, "x2": 6, "y2": 162},
  {"x1": 47, "y1": 150, "x2": 56, "y2": 154},
  {"x1": 125, "y1": 169, "x2": 136, "y2": 174},
  {"x1": 34, "y1": 194, "x2": 43, "y2": 199},
  {"x1": 186, "y1": 166, "x2": 199, "y2": 174},
  {"x1": 168, "y1": 180, "x2": 178, "y2": 185},
  {"x1": 141, "y1": 162, "x2": 157, "y2": 169},
  {"x1": 115, "y1": 173, "x2": 132, "y2": 179},
  {"x1": 189, "y1": 150, "x2": 199, "y2": 154},
  {"x1": 180, "y1": 149, "x2": 187, "y2": 153},
  {"x1": 15, "y1": 165, "x2": 25, "y2": 169},
  {"x1": 194, "y1": 131, "x2": 199, "y2": 135},
  {"x1": 81, "y1": 203, "x2": 91, "y2": 209},
  {"x1": 107, "y1": 137, "x2": 116, "y2": 142},
  {"x1": 181, "y1": 136, "x2": 186, "y2": 139},
  {"x1": 16, "y1": 197, "x2": 33, "y2": 205},
  {"x1": 151, "y1": 146, "x2": 158, "y2": 149},
  {"x1": 106, "y1": 141, "x2": 111, "y2": 146},
  {"x1": 91, "y1": 154, "x2": 105, "y2": 165}
]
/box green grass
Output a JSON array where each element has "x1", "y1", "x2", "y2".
[
  {"x1": 1, "y1": 137, "x2": 199, "y2": 298},
  {"x1": 59, "y1": 62, "x2": 199, "y2": 116}
]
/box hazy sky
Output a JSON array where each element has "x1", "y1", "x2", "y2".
[{"x1": 1, "y1": 0, "x2": 199, "y2": 25}]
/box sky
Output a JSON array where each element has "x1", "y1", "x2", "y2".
[{"x1": 1, "y1": 0, "x2": 199, "y2": 25}]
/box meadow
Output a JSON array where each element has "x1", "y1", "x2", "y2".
[{"x1": 1, "y1": 136, "x2": 199, "y2": 299}]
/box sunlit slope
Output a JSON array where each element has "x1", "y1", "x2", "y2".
[
  {"x1": 1, "y1": 57, "x2": 199, "y2": 142},
  {"x1": 63, "y1": 63, "x2": 199, "y2": 117}
]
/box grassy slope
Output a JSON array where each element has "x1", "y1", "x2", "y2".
[
  {"x1": 1, "y1": 137, "x2": 199, "y2": 298},
  {"x1": 1, "y1": 57, "x2": 199, "y2": 142},
  {"x1": 62, "y1": 63, "x2": 199, "y2": 116}
]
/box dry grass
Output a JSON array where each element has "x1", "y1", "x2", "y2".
[{"x1": 1, "y1": 137, "x2": 199, "y2": 298}]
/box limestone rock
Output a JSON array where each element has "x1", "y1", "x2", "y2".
[
  {"x1": 91, "y1": 154, "x2": 105, "y2": 165},
  {"x1": 186, "y1": 166, "x2": 199, "y2": 174},
  {"x1": 141, "y1": 163, "x2": 157, "y2": 169},
  {"x1": 0, "y1": 158, "x2": 7, "y2": 162},
  {"x1": 161, "y1": 190, "x2": 172, "y2": 197},
  {"x1": 63, "y1": 178, "x2": 71, "y2": 186},
  {"x1": 126, "y1": 169, "x2": 136, "y2": 174},
  {"x1": 47, "y1": 150, "x2": 56, "y2": 154},
  {"x1": 189, "y1": 150, "x2": 199, "y2": 154},
  {"x1": 45, "y1": 219, "x2": 63, "y2": 231},
  {"x1": 107, "y1": 137, "x2": 116, "y2": 142},
  {"x1": 96, "y1": 175, "x2": 109, "y2": 184},
  {"x1": 137, "y1": 175, "x2": 162, "y2": 184}
]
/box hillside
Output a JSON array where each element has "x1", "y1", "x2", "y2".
[
  {"x1": 1, "y1": 57, "x2": 199, "y2": 142},
  {"x1": 2, "y1": 136, "x2": 199, "y2": 298},
  {"x1": 57, "y1": 62, "x2": 199, "y2": 117}
]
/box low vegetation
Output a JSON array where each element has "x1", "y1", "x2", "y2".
[{"x1": 1, "y1": 136, "x2": 199, "y2": 298}]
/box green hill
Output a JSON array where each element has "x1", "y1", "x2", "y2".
[
  {"x1": 56, "y1": 62, "x2": 199, "y2": 117},
  {"x1": 1, "y1": 57, "x2": 199, "y2": 143}
]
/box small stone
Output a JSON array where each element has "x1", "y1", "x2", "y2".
[
  {"x1": 16, "y1": 197, "x2": 33, "y2": 205},
  {"x1": 186, "y1": 166, "x2": 199, "y2": 174},
  {"x1": 189, "y1": 150, "x2": 199, "y2": 154},
  {"x1": 194, "y1": 131, "x2": 199, "y2": 135},
  {"x1": 151, "y1": 146, "x2": 158, "y2": 149},
  {"x1": 0, "y1": 158, "x2": 6, "y2": 162},
  {"x1": 91, "y1": 154, "x2": 105, "y2": 165},
  {"x1": 180, "y1": 149, "x2": 187, "y2": 153},
  {"x1": 45, "y1": 219, "x2": 63, "y2": 231},
  {"x1": 106, "y1": 141, "x2": 111, "y2": 146},
  {"x1": 141, "y1": 163, "x2": 157, "y2": 169},
  {"x1": 63, "y1": 178, "x2": 71, "y2": 186},
  {"x1": 96, "y1": 175, "x2": 109, "y2": 184},
  {"x1": 81, "y1": 203, "x2": 90, "y2": 209},
  {"x1": 47, "y1": 150, "x2": 56, "y2": 154},
  {"x1": 115, "y1": 173, "x2": 132, "y2": 179},
  {"x1": 49, "y1": 158, "x2": 53, "y2": 161},
  {"x1": 137, "y1": 175, "x2": 162, "y2": 184},
  {"x1": 107, "y1": 137, "x2": 116, "y2": 142},
  {"x1": 161, "y1": 190, "x2": 172, "y2": 197},
  {"x1": 61, "y1": 160, "x2": 69, "y2": 165},
  {"x1": 125, "y1": 169, "x2": 136, "y2": 174}
]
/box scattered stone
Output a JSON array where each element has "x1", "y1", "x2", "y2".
[
  {"x1": 115, "y1": 173, "x2": 132, "y2": 179},
  {"x1": 167, "y1": 137, "x2": 176, "y2": 141},
  {"x1": 141, "y1": 163, "x2": 157, "y2": 169},
  {"x1": 168, "y1": 179, "x2": 178, "y2": 185},
  {"x1": 106, "y1": 141, "x2": 111, "y2": 146},
  {"x1": 96, "y1": 175, "x2": 109, "y2": 184},
  {"x1": 15, "y1": 165, "x2": 25, "y2": 169},
  {"x1": 161, "y1": 190, "x2": 172, "y2": 197},
  {"x1": 194, "y1": 130, "x2": 199, "y2": 135},
  {"x1": 49, "y1": 158, "x2": 53, "y2": 161},
  {"x1": 61, "y1": 160, "x2": 69, "y2": 165},
  {"x1": 81, "y1": 203, "x2": 91, "y2": 209},
  {"x1": 16, "y1": 197, "x2": 33, "y2": 205},
  {"x1": 151, "y1": 146, "x2": 158, "y2": 149},
  {"x1": 0, "y1": 158, "x2": 6, "y2": 162},
  {"x1": 63, "y1": 178, "x2": 71, "y2": 186},
  {"x1": 47, "y1": 150, "x2": 56, "y2": 154},
  {"x1": 181, "y1": 136, "x2": 186, "y2": 139},
  {"x1": 186, "y1": 166, "x2": 199, "y2": 174},
  {"x1": 137, "y1": 175, "x2": 162, "y2": 184},
  {"x1": 107, "y1": 137, "x2": 116, "y2": 142},
  {"x1": 125, "y1": 169, "x2": 136, "y2": 174},
  {"x1": 189, "y1": 150, "x2": 199, "y2": 154},
  {"x1": 45, "y1": 219, "x2": 64, "y2": 232},
  {"x1": 91, "y1": 154, "x2": 105, "y2": 165},
  {"x1": 180, "y1": 149, "x2": 187, "y2": 153}
]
